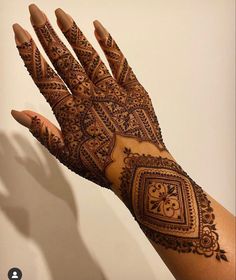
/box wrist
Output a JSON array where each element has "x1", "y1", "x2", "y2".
[
  {"x1": 108, "y1": 145, "x2": 228, "y2": 262},
  {"x1": 105, "y1": 134, "x2": 173, "y2": 197}
]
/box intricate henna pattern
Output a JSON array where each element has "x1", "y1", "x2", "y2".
[
  {"x1": 63, "y1": 22, "x2": 112, "y2": 86},
  {"x1": 16, "y1": 19, "x2": 166, "y2": 188},
  {"x1": 16, "y1": 16, "x2": 228, "y2": 262},
  {"x1": 120, "y1": 148, "x2": 228, "y2": 261}
]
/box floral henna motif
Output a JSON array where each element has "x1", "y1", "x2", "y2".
[
  {"x1": 148, "y1": 181, "x2": 181, "y2": 218},
  {"x1": 120, "y1": 148, "x2": 228, "y2": 261},
  {"x1": 16, "y1": 20, "x2": 166, "y2": 188}
]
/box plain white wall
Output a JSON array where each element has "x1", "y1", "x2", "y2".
[{"x1": 0, "y1": 0, "x2": 235, "y2": 279}]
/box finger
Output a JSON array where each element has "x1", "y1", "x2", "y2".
[
  {"x1": 93, "y1": 20, "x2": 141, "y2": 90},
  {"x1": 29, "y1": 4, "x2": 92, "y2": 96},
  {"x1": 55, "y1": 8, "x2": 114, "y2": 88},
  {"x1": 11, "y1": 109, "x2": 66, "y2": 160},
  {"x1": 13, "y1": 23, "x2": 72, "y2": 120}
]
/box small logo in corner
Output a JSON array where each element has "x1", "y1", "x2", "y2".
[{"x1": 8, "y1": 267, "x2": 22, "y2": 280}]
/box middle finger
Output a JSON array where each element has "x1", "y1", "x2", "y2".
[{"x1": 29, "y1": 4, "x2": 92, "y2": 97}]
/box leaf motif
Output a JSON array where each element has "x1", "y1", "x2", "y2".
[
  {"x1": 220, "y1": 249, "x2": 226, "y2": 254},
  {"x1": 220, "y1": 254, "x2": 228, "y2": 262}
]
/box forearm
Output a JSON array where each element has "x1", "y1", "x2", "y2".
[
  {"x1": 151, "y1": 195, "x2": 235, "y2": 280},
  {"x1": 106, "y1": 135, "x2": 235, "y2": 280}
]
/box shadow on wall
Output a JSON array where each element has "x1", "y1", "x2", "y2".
[{"x1": 0, "y1": 132, "x2": 106, "y2": 280}]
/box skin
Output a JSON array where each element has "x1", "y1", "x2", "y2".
[{"x1": 11, "y1": 4, "x2": 235, "y2": 280}]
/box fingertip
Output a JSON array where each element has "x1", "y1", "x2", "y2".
[
  {"x1": 12, "y1": 23, "x2": 31, "y2": 45},
  {"x1": 55, "y1": 8, "x2": 63, "y2": 15},
  {"x1": 93, "y1": 20, "x2": 108, "y2": 41},
  {"x1": 11, "y1": 109, "x2": 32, "y2": 128},
  {"x1": 55, "y1": 7, "x2": 73, "y2": 32},
  {"x1": 12, "y1": 23, "x2": 20, "y2": 31},
  {"x1": 93, "y1": 19, "x2": 101, "y2": 28},
  {"x1": 28, "y1": 3, "x2": 40, "y2": 14},
  {"x1": 29, "y1": 3, "x2": 47, "y2": 27}
]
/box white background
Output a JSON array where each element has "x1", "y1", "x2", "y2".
[{"x1": 0, "y1": 0, "x2": 235, "y2": 279}]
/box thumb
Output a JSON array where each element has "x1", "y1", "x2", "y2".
[{"x1": 11, "y1": 109, "x2": 65, "y2": 159}]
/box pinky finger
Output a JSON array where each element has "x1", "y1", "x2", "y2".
[{"x1": 11, "y1": 109, "x2": 66, "y2": 160}]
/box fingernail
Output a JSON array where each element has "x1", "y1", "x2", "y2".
[
  {"x1": 11, "y1": 110, "x2": 32, "y2": 128},
  {"x1": 55, "y1": 8, "x2": 73, "y2": 32},
  {"x1": 29, "y1": 4, "x2": 47, "y2": 27},
  {"x1": 12, "y1": 24, "x2": 31, "y2": 46},
  {"x1": 93, "y1": 20, "x2": 108, "y2": 41}
]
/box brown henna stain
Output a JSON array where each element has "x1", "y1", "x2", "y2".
[
  {"x1": 16, "y1": 17, "x2": 227, "y2": 262},
  {"x1": 119, "y1": 149, "x2": 228, "y2": 262},
  {"x1": 16, "y1": 21, "x2": 167, "y2": 188}
]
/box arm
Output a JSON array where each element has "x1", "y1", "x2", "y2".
[
  {"x1": 12, "y1": 4, "x2": 235, "y2": 280},
  {"x1": 106, "y1": 140, "x2": 235, "y2": 280}
]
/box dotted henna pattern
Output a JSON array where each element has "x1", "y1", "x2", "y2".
[
  {"x1": 120, "y1": 148, "x2": 228, "y2": 261},
  {"x1": 16, "y1": 19, "x2": 166, "y2": 187},
  {"x1": 16, "y1": 16, "x2": 228, "y2": 262}
]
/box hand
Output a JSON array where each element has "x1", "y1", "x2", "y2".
[
  {"x1": 11, "y1": 4, "x2": 234, "y2": 272},
  {"x1": 12, "y1": 4, "x2": 170, "y2": 189}
]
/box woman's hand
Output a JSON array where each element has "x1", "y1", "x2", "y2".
[
  {"x1": 12, "y1": 4, "x2": 170, "y2": 189},
  {"x1": 11, "y1": 5, "x2": 235, "y2": 279}
]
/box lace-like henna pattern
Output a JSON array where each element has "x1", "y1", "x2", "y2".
[
  {"x1": 16, "y1": 39, "x2": 71, "y2": 109},
  {"x1": 63, "y1": 21, "x2": 112, "y2": 86},
  {"x1": 120, "y1": 148, "x2": 228, "y2": 261},
  {"x1": 30, "y1": 116, "x2": 65, "y2": 158},
  {"x1": 99, "y1": 33, "x2": 138, "y2": 89},
  {"x1": 16, "y1": 20, "x2": 167, "y2": 188},
  {"x1": 62, "y1": 20, "x2": 165, "y2": 147}
]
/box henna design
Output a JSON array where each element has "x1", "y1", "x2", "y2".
[
  {"x1": 120, "y1": 148, "x2": 228, "y2": 261},
  {"x1": 30, "y1": 116, "x2": 65, "y2": 158},
  {"x1": 63, "y1": 21, "x2": 112, "y2": 86},
  {"x1": 15, "y1": 14, "x2": 229, "y2": 264},
  {"x1": 98, "y1": 33, "x2": 139, "y2": 89},
  {"x1": 16, "y1": 20, "x2": 166, "y2": 188},
  {"x1": 16, "y1": 39, "x2": 71, "y2": 109}
]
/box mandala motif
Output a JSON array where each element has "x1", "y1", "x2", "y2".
[{"x1": 120, "y1": 148, "x2": 228, "y2": 261}]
